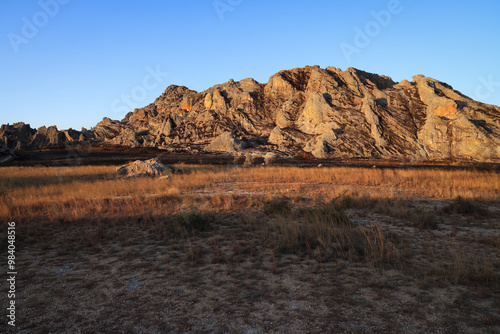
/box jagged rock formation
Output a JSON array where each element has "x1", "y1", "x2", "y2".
[
  {"x1": 0, "y1": 122, "x2": 36, "y2": 150},
  {"x1": 0, "y1": 123, "x2": 94, "y2": 151},
  {"x1": 2, "y1": 66, "x2": 500, "y2": 162}
]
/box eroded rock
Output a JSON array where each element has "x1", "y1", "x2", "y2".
[
  {"x1": 205, "y1": 132, "x2": 246, "y2": 153},
  {"x1": 2, "y1": 65, "x2": 499, "y2": 163},
  {"x1": 116, "y1": 158, "x2": 182, "y2": 178}
]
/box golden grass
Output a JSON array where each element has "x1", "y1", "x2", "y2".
[
  {"x1": 1, "y1": 163, "x2": 499, "y2": 333},
  {"x1": 237, "y1": 166, "x2": 500, "y2": 200},
  {"x1": 1, "y1": 164, "x2": 499, "y2": 225}
]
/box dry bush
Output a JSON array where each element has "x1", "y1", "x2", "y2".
[
  {"x1": 477, "y1": 235, "x2": 500, "y2": 249},
  {"x1": 410, "y1": 209, "x2": 439, "y2": 230},
  {"x1": 258, "y1": 196, "x2": 400, "y2": 265},
  {"x1": 350, "y1": 197, "x2": 411, "y2": 219},
  {"x1": 427, "y1": 244, "x2": 498, "y2": 287},
  {"x1": 259, "y1": 197, "x2": 350, "y2": 255},
  {"x1": 442, "y1": 197, "x2": 491, "y2": 217},
  {"x1": 155, "y1": 210, "x2": 213, "y2": 240},
  {"x1": 357, "y1": 222, "x2": 400, "y2": 264},
  {"x1": 263, "y1": 198, "x2": 292, "y2": 216}
]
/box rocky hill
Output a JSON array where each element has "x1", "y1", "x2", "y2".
[{"x1": 2, "y1": 66, "x2": 500, "y2": 162}]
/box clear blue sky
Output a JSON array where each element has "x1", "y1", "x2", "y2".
[{"x1": 1, "y1": 0, "x2": 499, "y2": 130}]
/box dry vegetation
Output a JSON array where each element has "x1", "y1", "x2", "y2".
[{"x1": 0, "y1": 164, "x2": 499, "y2": 333}]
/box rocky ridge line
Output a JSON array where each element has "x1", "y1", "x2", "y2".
[{"x1": 2, "y1": 66, "x2": 499, "y2": 163}]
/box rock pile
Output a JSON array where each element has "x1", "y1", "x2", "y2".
[{"x1": 116, "y1": 158, "x2": 182, "y2": 178}]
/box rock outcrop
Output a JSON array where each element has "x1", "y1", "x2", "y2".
[
  {"x1": 0, "y1": 122, "x2": 36, "y2": 150},
  {"x1": 116, "y1": 158, "x2": 182, "y2": 178},
  {"x1": 0, "y1": 143, "x2": 15, "y2": 163},
  {"x1": 2, "y1": 65, "x2": 499, "y2": 163},
  {"x1": 0, "y1": 123, "x2": 91, "y2": 153},
  {"x1": 205, "y1": 132, "x2": 246, "y2": 153}
]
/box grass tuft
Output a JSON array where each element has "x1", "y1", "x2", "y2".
[
  {"x1": 411, "y1": 209, "x2": 439, "y2": 230},
  {"x1": 161, "y1": 210, "x2": 212, "y2": 239},
  {"x1": 442, "y1": 197, "x2": 490, "y2": 216},
  {"x1": 263, "y1": 198, "x2": 292, "y2": 216}
]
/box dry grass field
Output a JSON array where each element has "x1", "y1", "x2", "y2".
[{"x1": 1, "y1": 164, "x2": 499, "y2": 333}]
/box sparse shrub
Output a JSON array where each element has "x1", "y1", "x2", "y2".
[
  {"x1": 163, "y1": 210, "x2": 212, "y2": 238},
  {"x1": 442, "y1": 197, "x2": 490, "y2": 216},
  {"x1": 429, "y1": 245, "x2": 498, "y2": 287},
  {"x1": 263, "y1": 198, "x2": 292, "y2": 216},
  {"x1": 350, "y1": 197, "x2": 410, "y2": 219},
  {"x1": 151, "y1": 194, "x2": 181, "y2": 204},
  {"x1": 477, "y1": 235, "x2": 500, "y2": 249},
  {"x1": 260, "y1": 197, "x2": 351, "y2": 255},
  {"x1": 298, "y1": 196, "x2": 351, "y2": 227},
  {"x1": 340, "y1": 194, "x2": 353, "y2": 209},
  {"x1": 186, "y1": 241, "x2": 202, "y2": 264},
  {"x1": 411, "y1": 208, "x2": 438, "y2": 230},
  {"x1": 260, "y1": 196, "x2": 400, "y2": 264},
  {"x1": 260, "y1": 198, "x2": 400, "y2": 266},
  {"x1": 78, "y1": 217, "x2": 105, "y2": 247},
  {"x1": 357, "y1": 222, "x2": 398, "y2": 263}
]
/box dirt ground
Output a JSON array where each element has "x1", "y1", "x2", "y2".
[
  {"x1": 0, "y1": 157, "x2": 499, "y2": 333},
  {"x1": 2, "y1": 206, "x2": 499, "y2": 332},
  {"x1": 8, "y1": 146, "x2": 500, "y2": 171}
]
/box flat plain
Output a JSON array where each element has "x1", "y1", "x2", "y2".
[{"x1": 1, "y1": 163, "x2": 499, "y2": 333}]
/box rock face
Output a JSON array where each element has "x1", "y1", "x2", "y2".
[
  {"x1": 0, "y1": 143, "x2": 15, "y2": 163},
  {"x1": 205, "y1": 132, "x2": 246, "y2": 153},
  {"x1": 116, "y1": 158, "x2": 181, "y2": 178},
  {"x1": 2, "y1": 66, "x2": 500, "y2": 163},
  {"x1": 0, "y1": 122, "x2": 36, "y2": 150},
  {"x1": 0, "y1": 123, "x2": 92, "y2": 153}
]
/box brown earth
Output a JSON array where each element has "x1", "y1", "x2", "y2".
[{"x1": 0, "y1": 164, "x2": 498, "y2": 333}]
